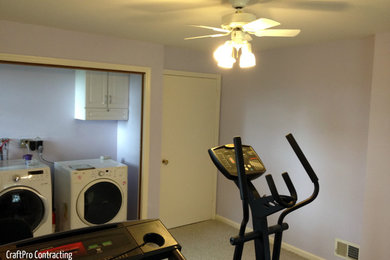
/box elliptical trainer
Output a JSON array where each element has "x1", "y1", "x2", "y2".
[{"x1": 208, "y1": 133, "x2": 319, "y2": 260}]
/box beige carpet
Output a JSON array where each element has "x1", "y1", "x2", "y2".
[{"x1": 169, "y1": 220, "x2": 308, "y2": 260}]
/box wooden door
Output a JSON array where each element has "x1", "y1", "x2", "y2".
[{"x1": 159, "y1": 70, "x2": 220, "y2": 228}]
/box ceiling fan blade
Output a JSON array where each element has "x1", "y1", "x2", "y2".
[
  {"x1": 184, "y1": 33, "x2": 230, "y2": 40},
  {"x1": 243, "y1": 18, "x2": 280, "y2": 32},
  {"x1": 190, "y1": 25, "x2": 230, "y2": 33},
  {"x1": 255, "y1": 29, "x2": 301, "y2": 37}
]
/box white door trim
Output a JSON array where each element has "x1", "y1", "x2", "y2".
[
  {"x1": 162, "y1": 69, "x2": 221, "y2": 220},
  {"x1": 0, "y1": 53, "x2": 151, "y2": 219}
]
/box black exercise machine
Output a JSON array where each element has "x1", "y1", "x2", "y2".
[
  {"x1": 208, "y1": 133, "x2": 319, "y2": 260},
  {"x1": 0, "y1": 219, "x2": 185, "y2": 260}
]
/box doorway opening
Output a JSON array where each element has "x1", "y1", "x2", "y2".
[{"x1": 0, "y1": 54, "x2": 151, "y2": 221}]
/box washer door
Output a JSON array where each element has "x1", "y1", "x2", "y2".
[
  {"x1": 76, "y1": 179, "x2": 123, "y2": 225},
  {"x1": 0, "y1": 187, "x2": 47, "y2": 232}
]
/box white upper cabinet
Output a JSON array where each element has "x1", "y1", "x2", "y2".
[
  {"x1": 75, "y1": 70, "x2": 129, "y2": 120},
  {"x1": 85, "y1": 70, "x2": 108, "y2": 109},
  {"x1": 107, "y1": 72, "x2": 131, "y2": 109}
]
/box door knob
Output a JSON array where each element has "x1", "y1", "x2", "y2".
[{"x1": 162, "y1": 159, "x2": 169, "y2": 165}]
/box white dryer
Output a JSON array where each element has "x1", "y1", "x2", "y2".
[
  {"x1": 54, "y1": 158, "x2": 127, "y2": 231},
  {"x1": 0, "y1": 159, "x2": 52, "y2": 237}
]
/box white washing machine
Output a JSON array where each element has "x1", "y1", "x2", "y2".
[
  {"x1": 54, "y1": 158, "x2": 127, "y2": 231},
  {"x1": 0, "y1": 159, "x2": 52, "y2": 237}
]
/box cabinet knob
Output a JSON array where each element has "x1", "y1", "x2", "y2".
[{"x1": 162, "y1": 159, "x2": 169, "y2": 165}]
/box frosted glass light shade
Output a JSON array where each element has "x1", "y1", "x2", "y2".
[
  {"x1": 214, "y1": 42, "x2": 236, "y2": 69},
  {"x1": 239, "y1": 43, "x2": 256, "y2": 68}
]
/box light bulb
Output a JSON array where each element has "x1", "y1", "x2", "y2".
[
  {"x1": 239, "y1": 43, "x2": 256, "y2": 68},
  {"x1": 240, "y1": 52, "x2": 255, "y2": 68},
  {"x1": 217, "y1": 58, "x2": 235, "y2": 69},
  {"x1": 213, "y1": 41, "x2": 236, "y2": 69}
]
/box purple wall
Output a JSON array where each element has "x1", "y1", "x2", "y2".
[
  {"x1": 0, "y1": 63, "x2": 118, "y2": 162},
  {"x1": 217, "y1": 38, "x2": 374, "y2": 259},
  {"x1": 361, "y1": 32, "x2": 390, "y2": 260},
  {"x1": 117, "y1": 73, "x2": 143, "y2": 220}
]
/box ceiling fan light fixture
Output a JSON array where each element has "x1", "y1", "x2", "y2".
[
  {"x1": 214, "y1": 40, "x2": 256, "y2": 69},
  {"x1": 239, "y1": 43, "x2": 256, "y2": 68},
  {"x1": 186, "y1": 0, "x2": 301, "y2": 69}
]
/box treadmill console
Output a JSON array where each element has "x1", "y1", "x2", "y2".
[
  {"x1": 208, "y1": 144, "x2": 266, "y2": 181},
  {"x1": 0, "y1": 220, "x2": 185, "y2": 260}
]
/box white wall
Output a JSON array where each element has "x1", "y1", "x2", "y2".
[
  {"x1": 0, "y1": 20, "x2": 164, "y2": 218},
  {"x1": 361, "y1": 32, "x2": 390, "y2": 260},
  {"x1": 217, "y1": 37, "x2": 374, "y2": 259}
]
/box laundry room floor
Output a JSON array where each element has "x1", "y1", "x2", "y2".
[{"x1": 169, "y1": 220, "x2": 308, "y2": 260}]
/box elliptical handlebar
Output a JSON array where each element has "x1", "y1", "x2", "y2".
[
  {"x1": 285, "y1": 133, "x2": 319, "y2": 184},
  {"x1": 271, "y1": 133, "x2": 320, "y2": 260},
  {"x1": 265, "y1": 172, "x2": 297, "y2": 208},
  {"x1": 266, "y1": 133, "x2": 319, "y2": 210},
  {"x1": 277, "y1": 133, "x2": 320, "y2": 225}
]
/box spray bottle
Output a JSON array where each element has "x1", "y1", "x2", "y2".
[{"x1": 0, "y1": 138, "x2": 9, "y2": 160}]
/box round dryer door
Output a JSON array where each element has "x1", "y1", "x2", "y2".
[
  {"x1": 0, "y1": 187, "x2": 47, "y2": 231},
  {"x1": 77, "y1": 179, "x2": 123, "y2": 225}
]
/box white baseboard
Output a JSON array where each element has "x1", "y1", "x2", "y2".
[
  {"x1": 214, "y1": 215, "x2": 325, "y2": 260},
  {"x1": 215, "y1": 215, "x2": 249, "y2": 230}
]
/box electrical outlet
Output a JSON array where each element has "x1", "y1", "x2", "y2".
[
  {"x1": 19, "y1": 138, "x2": 44, "y2": 151},
  {"x1": 29, "y1": 140, "x2": 43, "y2": 151},
  {"x1": 19, "y1": 139, "x2": 30, "y2": 148}
]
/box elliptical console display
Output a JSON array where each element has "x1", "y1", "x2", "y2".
[
  {"x1": 208, "y1": 133, "x2": 319, "y2": 260},
  {"x1": 208, "y1": 144, "x2": 266, "y2": 181}
]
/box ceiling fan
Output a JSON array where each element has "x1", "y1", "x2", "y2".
[
  {"x1": 185, "y1": 0, "x2": 301, "y2": 68},
  {"x1": 185, "y1": 0, "x2": 301, "y2": 42}
]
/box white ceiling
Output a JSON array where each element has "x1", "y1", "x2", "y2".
[{"x1": 1, "y1": 0, "x2": 390, "y2": 53}]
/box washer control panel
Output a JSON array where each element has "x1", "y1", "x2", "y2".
[
  {"x1": 0, "y1": 160, "x2": 51, "y2": 186},
  {"x1": 7, "y1": 169, "x2": 50, "y2": 184}
]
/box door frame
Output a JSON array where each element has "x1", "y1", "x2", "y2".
[
  {"x1": 0, "y1": 53, "x2": 151, "y2": 219},
  {"x1": 161, "y1": 69, "x2": 221, "y2": 222}
]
